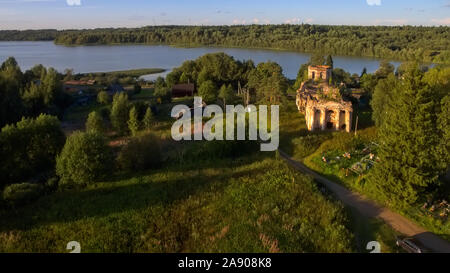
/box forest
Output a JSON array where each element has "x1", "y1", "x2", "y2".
[{"x1": 1, "y1": 25, "x2": 449, "y2": 64}]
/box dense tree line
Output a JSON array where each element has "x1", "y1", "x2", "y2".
[
  {"x1": 0, "y1": 29, "x2": 58, "y2": 41},
  {"x1": 47, "y1": 25, "x2": 450, "y2": 63}
]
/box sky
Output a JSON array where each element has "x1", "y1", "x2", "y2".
[{"x1": 0, "y1": 0, "x2": 449, "y2": 30}]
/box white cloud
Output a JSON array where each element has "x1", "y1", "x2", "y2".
[
  {"x1": 374, "y1": 19, "x2": 407, "y2": 25},
  {"x1": 431, "y1": 18, "x2": 450, "y2": 25},
  {"x1": 232, "y1": 19, "x2": 246, "y2": 25},
  {"x1": 284, "y1": 18, "x2": 301, "y2": 24},
  {"x1": 66, "y1": 0, "x2": 81, "y2": 6},
  {"x1": 366, "y1": 0, "x2": 381, "y2": 6},
  {"x1": 284, "y1": 18, "x2": 313, "y2": 24}
]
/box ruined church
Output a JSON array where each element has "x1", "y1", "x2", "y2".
[{"x1": 296, "y1": 65, "x2": 353, "y2": 132}]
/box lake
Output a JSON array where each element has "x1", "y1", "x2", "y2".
[{"x1": 0, "y1": 41, "x2": 402, "y2": 80}]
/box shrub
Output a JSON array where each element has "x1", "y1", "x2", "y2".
[
  {"x1": 3, "y1": 183, "x2": 43, "y2": 206},
  {"x1": 56, "y1": 131, "x2": 113, "y2": 186},
  {"x1": 116, "y1": 134, "x2": 162, "y2": 171},
  {"x1": 0, "y1": 114, "x2": 66, "y2": 187}
]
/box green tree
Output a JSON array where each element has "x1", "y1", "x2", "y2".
[
  {"x1": 110, "y1": 92, "x2": 130, "y2": 135},
  {"x1": 0, "y1": 70, "x2": 24, "y2": 127},
  {"x1": 325, "y1": 55, "x2": 334, "y2": 68},
  {"x1": 310, "y1": 53, "x2": 325, "y2": 66},
  {"x1": 248, "y1": 62, "x2": 287, "y2": 105},
  {"x1": 179, "y1": 72, "x2": 189, "y2": 83},
  {"x1": 367, "y1": 65, "x2": 447, "y2": 208},
  {"x1": 56, "y1": 131, "x2": 113, "y2": 186},
  {"x1": 375, "y1": 60, "x2": 395, "y2": 79},
  {"x1": 85, "y1": 111, "x2": 104, "y2": 133},
  {"x1": 218, "y1": 84, "x2": 234, "y2": 107},
  {"x1": 370, "y1": 74, "x2": 398, "y2": 127},
  {"x1": 0, "y1": 114, "x2": 65, "y2": 186},
  {"x1": 197, "y1": 68, "x2": 210, "y2": 87},
  {"x1": 97, "y1": 90, "x2": 110, "y2": 104},
  {"x1": 128, "y1": 106, "x2": 140, "y2": 136},
  {"x1": 142, "y1": 107, "x2": 154, "y2": 130},
  {"x1": 198, "y1": 80, "x2": 217, "y2": 104},
  {"x1": 293, "y1": 64, "x2": 309, "y2": 89}
]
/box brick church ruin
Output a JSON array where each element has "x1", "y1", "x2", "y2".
[{"x1": 296, "y1": 65, "x2": 353, "y2": 132}]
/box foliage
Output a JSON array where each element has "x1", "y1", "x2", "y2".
[
  {"x1": 56, "y1": 131, "x2": 113, "y2": 187},
  {"x1": 218, "y1": 84, "x2": 235, "y2": 106},
  {"x1": 127, "y1": 106, "x2": 140, "y2": 136},
  {"x1": 247, "y1": 62, "x2": 288, "y2": 105},
  {"x1": 198, "y1": 80, "x2": 217, "y2": 104},
  {"x1": 367, "y1": 65, "x2": 449, "y2": 208},
  {"x1": 142, "y1": 107, "x2": 154, "y2": 130},
  {"x1": 85, "y1": 111, "x2": 105, "y2": 133},
  {"x1": 97, "y1": 91, "x2": 110, "y2": 104},
  {"x1": 2, "y1": 183, "x2": 44, "y2": 206},
  {"x1": 110, "y1": 92, "x2": 130, "y2": 135},
  {"x1": 153, "y1": 77, "x2": 171, "y2": 103},
  {"x1": 0, "y1": 114, "x2": 65, "y2": 187},
  {"x1": 370, "y1": 74, "x2": 399, "y2": 127},
  {"x1": 116, "y1": 134, "x2": 162, "y2": 172}
]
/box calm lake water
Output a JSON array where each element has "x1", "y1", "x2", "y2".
[{"x1": 0, "y1": 41, "x2": 402, "y2": 80}]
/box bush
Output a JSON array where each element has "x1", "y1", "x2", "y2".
[
  {"x1": 292, "y1": 134, "x2": 332, "y2": 158},
  {"x1": 116, "y1": 134, "x2": 162, "y2": 171},
  {"x1": 3, "y1": 183, "x2": 43, "y2": 206},
  {"x1": 56, "y1": 131, "x2": 113, "y2": 187},
  {"x1": 0, "y1": 114, "x2": 66, "y2": 187}
]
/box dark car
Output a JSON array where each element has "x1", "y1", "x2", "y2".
[{"x1": 396, "y1": 237, "x2": 429, "y2": 253}]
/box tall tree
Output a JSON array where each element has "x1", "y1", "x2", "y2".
[
  {"x1": 110, "y1": 92, "x2": 130, "y2": 135},
  {"x1": 128, "y1": 106, "x2": 140, "y2": 136},
  {"x1": 198, "y1": 80, "x2": 217, "y2": 104},
  {"x1": 325, "y1": 55, "x2": 334, "y2": 68},
  {"x1": 368, "y1": 65, "x2": 448, "y2": 208},
  {"x1": 142, "y1": 107, "x2": 154, "y2": 130}
]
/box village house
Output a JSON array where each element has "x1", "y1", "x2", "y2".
[
  {"x1": 296, "y1": 65, "x2": 353, "y2": 132},
  {"x1": 172, "y1": 83, "x2": 195, "y2": 98}
]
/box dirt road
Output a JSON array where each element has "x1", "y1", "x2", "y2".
[{"x1": 279, "y1": 150, "x2": 450, "y2": 253}]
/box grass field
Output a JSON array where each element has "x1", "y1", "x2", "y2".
[{"x1": 0, "y1": 153, "x2": 358, "y2": 253}]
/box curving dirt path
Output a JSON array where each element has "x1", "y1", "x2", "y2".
[{"x1": 278, "y1": 150, "x2": 450, "y2": 253}]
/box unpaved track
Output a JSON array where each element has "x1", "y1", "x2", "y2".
[{"x1": 279, "y1": 150, "x2": 450, "y2": 253}]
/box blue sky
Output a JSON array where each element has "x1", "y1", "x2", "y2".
[{"x1": 0, "y1": 0, "x2": 449, "y2": 30}]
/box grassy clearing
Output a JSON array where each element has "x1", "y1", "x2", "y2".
[{"x1": 0, "y1": 153, "x2": 357, "y2": 253}]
